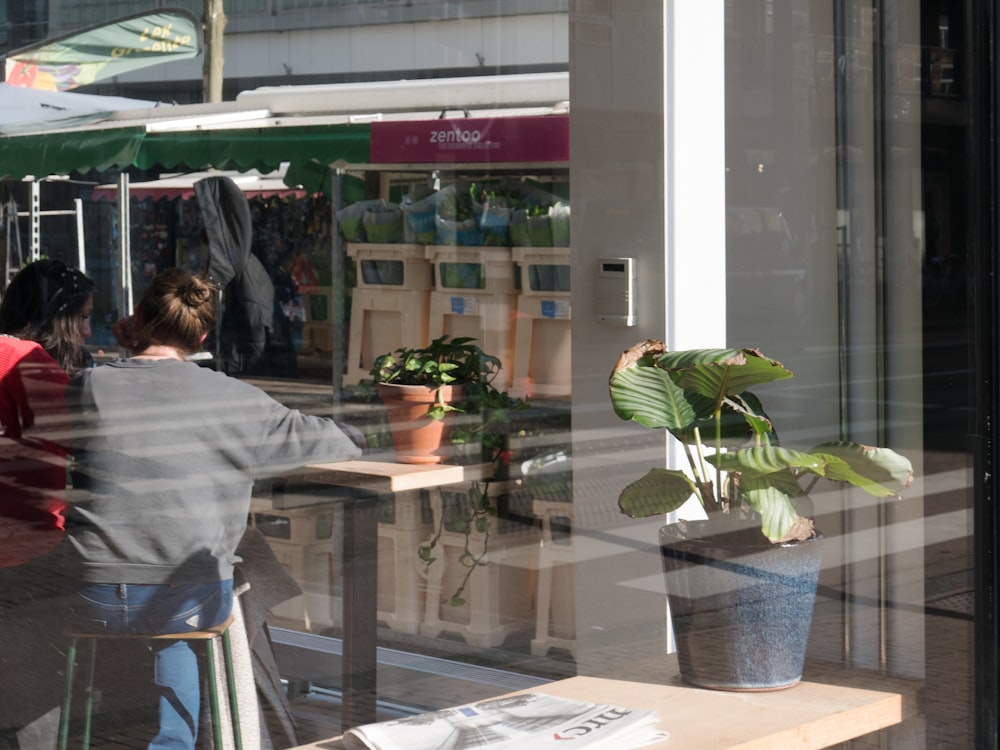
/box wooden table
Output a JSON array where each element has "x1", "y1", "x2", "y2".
[
  {"x1": 287, "y1": 674, "x2": 903, "y2": 750},
  {"x1": 284, "y1": 459, "x2": 491, "y2": 729}
]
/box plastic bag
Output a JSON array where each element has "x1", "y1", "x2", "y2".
[
  {"x1": 435, "y1": 183, "x2": 483, "y2": 246},
  {"x1": 362, "y1": 200, "x2": 405, "y2": 244},
  {"x1": 335, "y1": 199, "x2": 382, "y2": 242},
  {"x1": 510, "y1": 209, "x2": 553, "y2": 247},
  {"x1": 401, "y1": 186, "x2": 439, "y2": 244}
]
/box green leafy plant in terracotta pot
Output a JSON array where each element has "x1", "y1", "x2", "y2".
[
  {"x1": 609, "y1": 341, "x2": 913, "y2": 690},
  {"x1": 363, "y1": 335, "x2": 525, "y2": 463},
  {"x1": 362, "y1": 335, "x2": 528, "y2": 605}
]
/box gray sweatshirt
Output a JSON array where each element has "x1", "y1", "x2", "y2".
[{"x1": 65, "y1": 358, "x2": 361, "y2": 584}]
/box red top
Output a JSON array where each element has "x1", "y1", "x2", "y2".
[{"x1": 0, "y1": 336, "x2": 69, "y2": 567}]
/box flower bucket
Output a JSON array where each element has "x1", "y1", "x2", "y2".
[
  {"x1": 435, "y1": 215, "x2": 482, "y2": 246},
  {"x1": 362, "y1": 202, "x2": 405, "y2": 243}
]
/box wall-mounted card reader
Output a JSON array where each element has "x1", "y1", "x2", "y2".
[{"x1": 596, "y1": 257, "x2": 636, "y2": 326}]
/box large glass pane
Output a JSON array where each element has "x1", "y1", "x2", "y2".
[
  {"x1": 725, "y1": 1, "x2": 975, "y2": 744},
  {"x1": 3, "y1": 2, "x2": 993, "y2": 749}
]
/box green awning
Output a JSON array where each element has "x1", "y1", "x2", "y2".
[
  {"x1": 0, "y1": 125, "x2": 147, "y2": 179},
  {"x1": 0, "y1": 122, "x2": 371, "y2": 192},
  {"x1": 136, "y1": 124, "x2": 371, "y2": 192}
]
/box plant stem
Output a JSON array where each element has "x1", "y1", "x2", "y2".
[
  {"x1": 689, "y1": 427, "x2": 719, "y2": 512},
  {"x1": 714, "y1": 406, "x2": 725, "y2": 513}
]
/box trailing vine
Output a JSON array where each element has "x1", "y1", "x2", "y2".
[{"x1": 418, "y1": 474, "x2": 498, "y2": 607}]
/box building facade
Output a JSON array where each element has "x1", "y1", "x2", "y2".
[{"x1": 2, "y1": 0, "x2": 569, "y2": 101}]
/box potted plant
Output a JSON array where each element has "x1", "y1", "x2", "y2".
[
  {"x1": 363, "y1": 334, "x2": 525, "y2": 464},
  {"x1": 609, "y1": 341, "x2": 913, "y2": 691}
]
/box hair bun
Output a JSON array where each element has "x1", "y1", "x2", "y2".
[{"x1": 178, "y1": 277, "x2": 212, "y2": 307}]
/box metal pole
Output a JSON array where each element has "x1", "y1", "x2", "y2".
[
  {"x1": 331, "y1": 168, "x2": 345, "y2": 406},
  {"x1": 74, "y1": 198, "x2": 86, "y2": 274},
  {"x1": 117, "y1": 173, "x2": 132, "y2": 319},
  {"x1": 29, "y1": 181, "x2": 41, "y2": 262}
]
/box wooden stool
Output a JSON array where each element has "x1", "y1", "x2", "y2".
[{"x1": 57, "y1": 614, "x2": 242, "y2": 750}]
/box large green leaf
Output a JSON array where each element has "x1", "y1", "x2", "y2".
[
  {"x1": 726, "y1": 392, "x2": 775, "y2": 440},
  {"x1": 655, "y1": 348, "x2": 794, "y2": 405},
  {"x1": 618, "y1": 468, "x2": 697, "y2": 518},
  {"x1": 739, "y1": 471, "x2": 803, "y2": 542},
  {"x1": 809, "y1": 441, "x2": 914, "y2": 497},
  {"x1": 609, "y1": 357, "x2": 714, "y2": 433},
  {"x1": 708, "y1": 446, "x2": 826, "y2": 476}
]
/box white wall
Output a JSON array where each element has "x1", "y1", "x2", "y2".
[
  {"x1": 569, "y1": 0, "x2": 726, "y2": 676},
  {"x1": 115, "y1": 14, "x2": 569, "y2": 86}
]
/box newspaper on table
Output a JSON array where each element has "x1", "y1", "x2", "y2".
[{"x1": 342, "y1": 692, "x2": 669, "y2": 750}]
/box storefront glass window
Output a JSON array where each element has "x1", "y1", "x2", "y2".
[
  {"x1": 1, "y1": 2, "x2": 992, "y2": 748},
  {"x1": 723, "y1": 1, "x2": 976, "y2": 744}
]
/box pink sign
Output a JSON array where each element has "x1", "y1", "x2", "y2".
[{"x1": 370, "y1": 115, "x2": 569, "y2": 164}]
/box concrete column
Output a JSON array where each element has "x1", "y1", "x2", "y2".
[{"x1": 568, "y1": 0, "x2": 725, "y2": 674}]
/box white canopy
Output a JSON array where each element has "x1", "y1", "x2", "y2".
[{"x1": 0, "y1": 82, "x2": 163, "y2": 135}]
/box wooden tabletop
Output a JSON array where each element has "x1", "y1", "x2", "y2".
[
  {"x1": 288, "y1": 458, "x2": 492, "y2": 493},
  {"x1": 286, "y1": 674, "x2": 903, "y2": 750}
]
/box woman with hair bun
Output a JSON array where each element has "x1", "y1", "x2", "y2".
[{"x1": 65, "y1": 267, "x2": 362, "y2": 750}]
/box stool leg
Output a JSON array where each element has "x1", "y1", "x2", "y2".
[
  {"x1": 203, "y1": 638, "x2": 224, "y2": 750},
  {"x1": 221, "y1": 630, "x2": 243, "y2": 750},
  {"x1": 57, "y1": 639, "x2": 78, "y2": 750},
  {"x1": 80, "y1": 640, "x2": 97, "y2": 750}
]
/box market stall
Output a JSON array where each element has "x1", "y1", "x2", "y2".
[
  {"x1": 0, "y1": 72, "x2": 569, "y2": 384},
  {"x1": 333, "y1": 113, "x2": 571, "y2": 399}
]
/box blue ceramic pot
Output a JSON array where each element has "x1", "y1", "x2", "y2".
[{"x1": 659, "y1": 519, "x2": 823, "y2": 691}]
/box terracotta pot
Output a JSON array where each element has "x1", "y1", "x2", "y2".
[
  {"x1": 659, "y1": 519, "x2": 823, "y2": 691},
  {"x1": 377, "y1": 382, "x2": 465, "y2": 464}
]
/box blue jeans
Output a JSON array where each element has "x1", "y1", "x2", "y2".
[{"x1": 68, "y1": 580, "x2": 234, "y2": 750}]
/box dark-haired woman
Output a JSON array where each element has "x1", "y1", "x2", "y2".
[
  {"x1": 65, "y1": 268, "x2": 361, "y2": 750},
  {"x1": 0, "y1": 257, "x2": 95, "y2": 375},
  {"x1": 0, "y1": 259, "x2": 94, "y2": 744},
  {"x1": 0, "y1": 258, "x2": 94, "y2": 557}
]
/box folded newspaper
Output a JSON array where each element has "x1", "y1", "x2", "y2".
[{"x1": 342, "y1": 692, "x2": 668, "y2": 750}]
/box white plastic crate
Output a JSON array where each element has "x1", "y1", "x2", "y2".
[
  {"x1": 376, "y1": 491, "x2": 435, "y2": 634},
  {"x1": 347, "y1": 242, "x2": 433, "y2": 290},
  {"x1": 512, "y1": 295, "x2": 572, "y2": 399},
  {"x1": 425, "y1": 245, "x2": 516, "y2": 294},
  {"x1": 250, "y1": 499, "x2": 341, "y2": 631},
  {"x1": 344, "y1": 288, "x2": 430, "y2": 386},
  {"x1": 427, "y1": 291, "x2": 517, "y2": 392},
  {"x1": 512, "y1": 247, "x2": 571, "y2": 297}
]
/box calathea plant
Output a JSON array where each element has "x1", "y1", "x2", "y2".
[{"x1": 609, "y1": 341, "x2": 913, "y2": 543}]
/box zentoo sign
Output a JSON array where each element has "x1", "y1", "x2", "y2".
[{"x1": 370, "y1": 116, "x2": 569, "y2": 164}]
